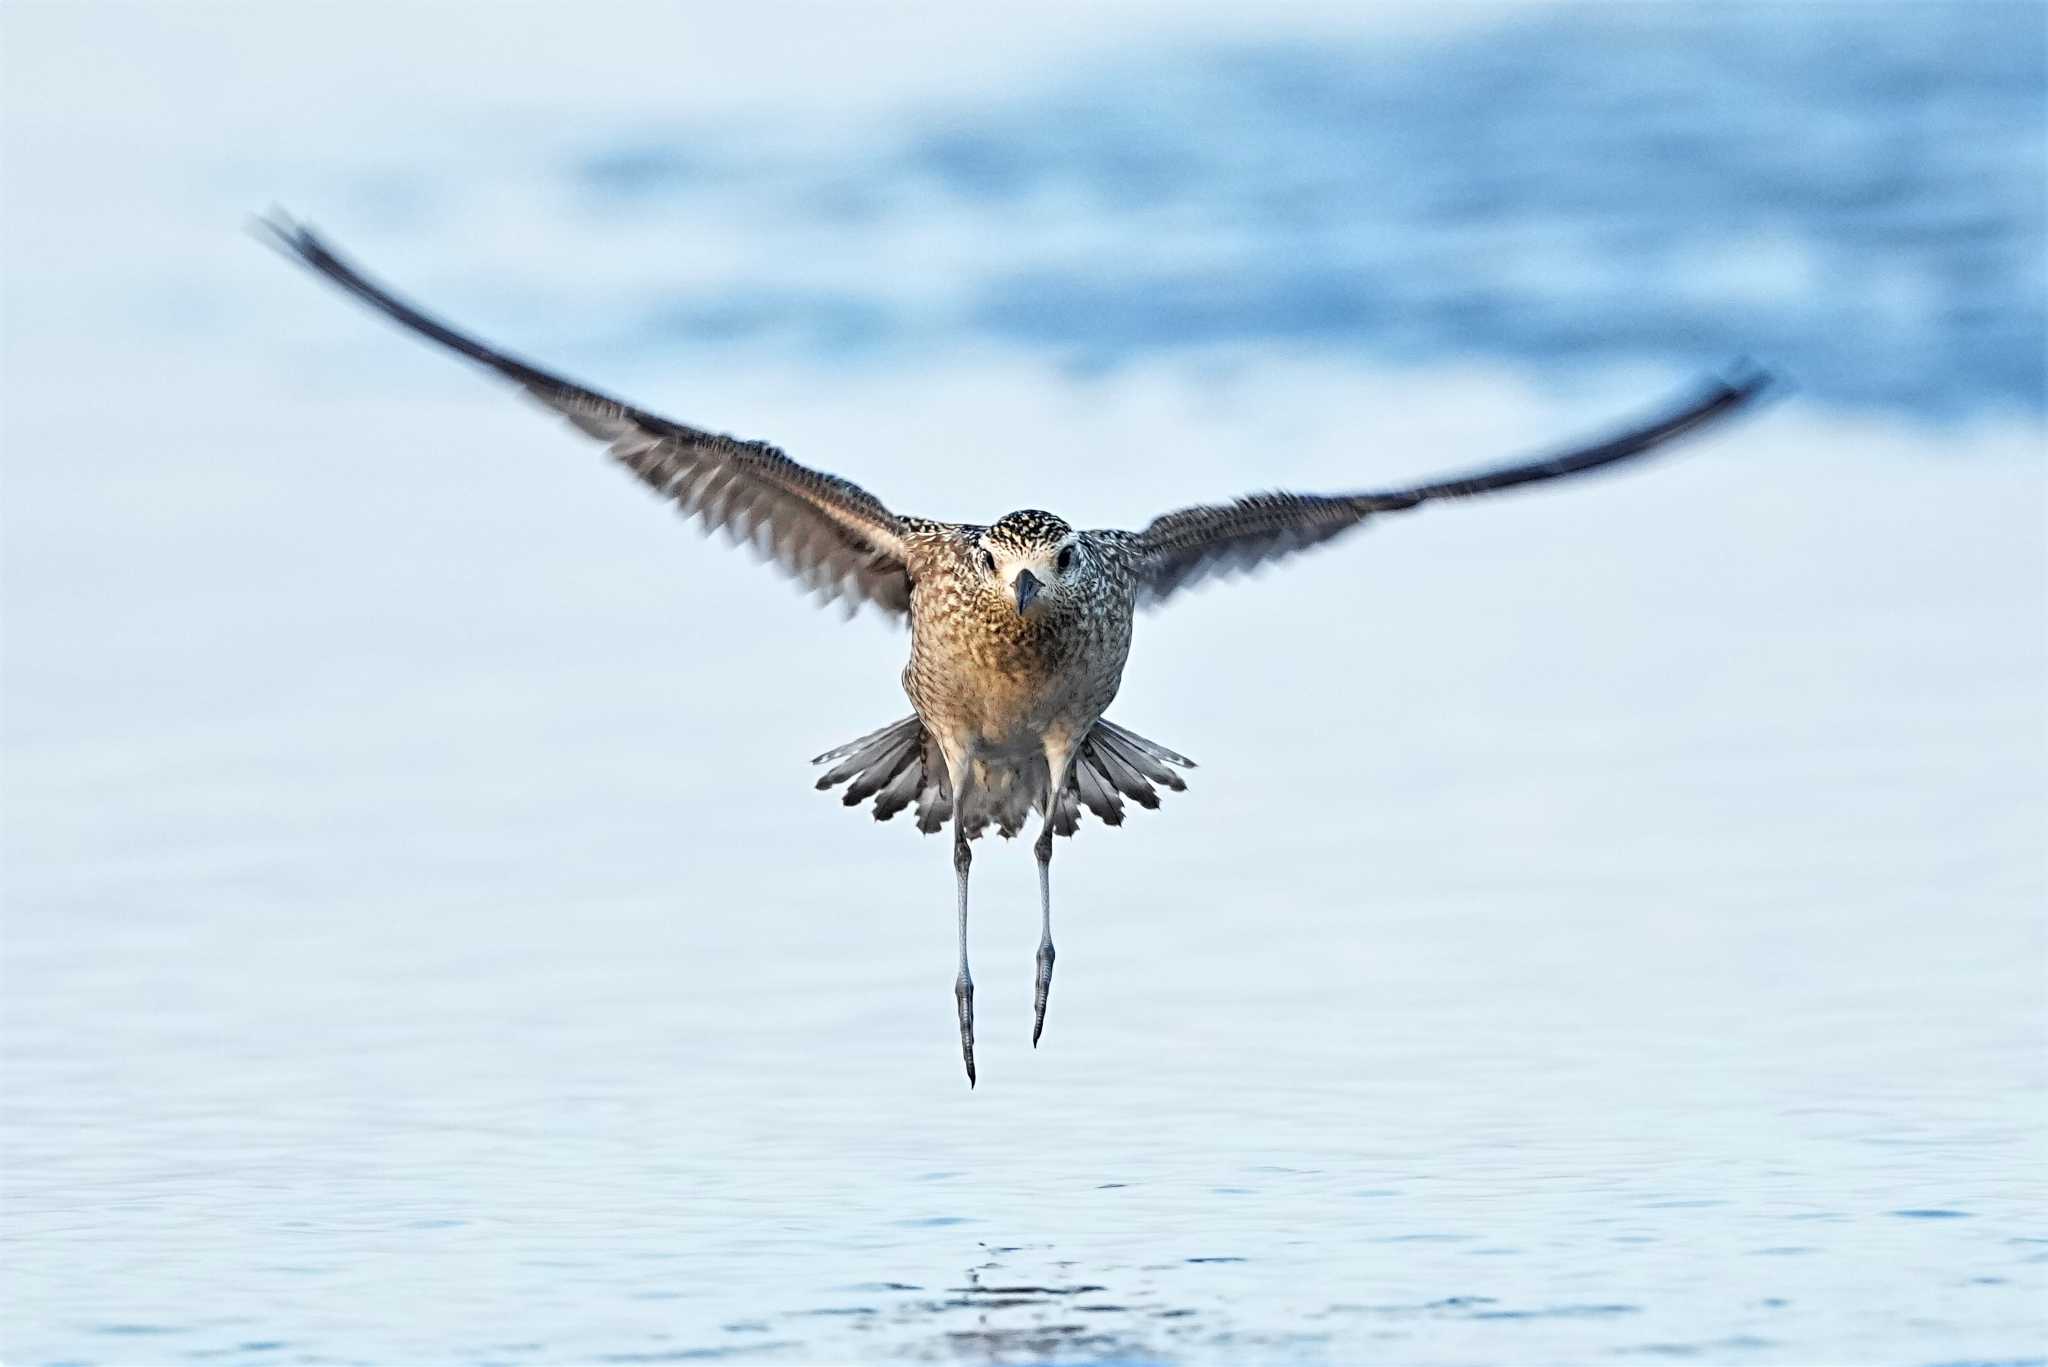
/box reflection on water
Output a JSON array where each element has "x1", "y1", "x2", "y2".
[
  {"x1": 557, "y1": 1252, "x2": 1815, "y2": 1364},
  {"x1": 853, "y1": 1256, "x2": 1684, "y2": 1365},
  {"x1": 752, "y1": 1249, "x2": 1328, "y2": 1364},
  {"x1": 890, "y1": 1255, "x2": 1172, "y2": 1365}
]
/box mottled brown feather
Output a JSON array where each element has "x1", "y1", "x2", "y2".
[
  {"x1": 257, "y1": 214, "x2": 914, "y2": 618},
  {"x1": 1130, "y1": 367, "x2": 1771, "y2": 606}
]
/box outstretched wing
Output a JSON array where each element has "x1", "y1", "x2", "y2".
[
  {"x1": 258, "y1": 213, "x2": 913, "y2": 618},
  {"x1": 1126, "y1": 368, "x2": 1771, "y2": 607}
]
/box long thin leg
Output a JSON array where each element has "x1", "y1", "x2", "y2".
[
  {"x1": 951, "y1": 782, "x2": 977, "y2": 1088},
  {"x1": 1032, "y1": 818, "x2": 1055, "y2": 1047},
  {"x1": 1032, "y1": 737, "x2": 1081, "y2": 1050}
]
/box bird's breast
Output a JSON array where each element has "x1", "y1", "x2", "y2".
[{"x1": 903, "y1": 596, "x2": 1130, "y2": 755}]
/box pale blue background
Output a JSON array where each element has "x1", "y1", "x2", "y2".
[{"x1": 5, "y1": 4, "x2": 2043, "y2": 1364}]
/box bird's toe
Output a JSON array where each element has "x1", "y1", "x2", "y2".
[
  {"x1": 954, "y1": 973, "x2": 976, "y2": 1086},
  {"x1": 1032, "y1": 941, "x2": 1055, "y2": 1048}
]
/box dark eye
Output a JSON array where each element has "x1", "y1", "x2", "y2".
[
  {"x1": 1056, "y1": 546, "x2": 1075, "y2": 573},
  {"x1": 980, "y1": 549, "x2": 997, "y2": 576}
]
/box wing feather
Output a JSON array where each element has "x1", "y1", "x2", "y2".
[
  {"x1": 258, "y1": 213, "x2": 913, "y2": 619},
  {"x1": 1127, "y1": 368, "x2": 1771, "y2": 607}
]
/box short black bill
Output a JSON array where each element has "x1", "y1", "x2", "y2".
[{"x1": 1015, "y1": 569, "x2": 1042, "y2": 613}]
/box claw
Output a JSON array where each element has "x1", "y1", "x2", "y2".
[
  {"x1": 1032, "y1": 941, "x2": 1055, "y2": 1047},
  {"x1": 955, "y1": 973, "x2": 976, "y2": 1087}
]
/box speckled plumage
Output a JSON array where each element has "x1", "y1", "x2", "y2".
[
  {"x1": 263, "y1": 214, "x2": 1771, "y2": 1085},
  {"x1": 891, "y1": 514, "x2": 1136, "y2": 835}
]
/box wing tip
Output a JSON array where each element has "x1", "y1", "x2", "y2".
[
  {"x1": 250, "y1": 207, "x2": 371, "y2": 301},
  {"x1": 249, "y1": 206, "x2": 321, "y2": 267},
  {"x1": 1716, "y1": 356, "x2": 1785, "y2": 409}
]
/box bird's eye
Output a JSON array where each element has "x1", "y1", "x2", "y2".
[
  {"x1": 1056, "y1": 546, "x2": 1075, "y2": 574},
  {"x1": 980, "y1": 549, "x2": 997, "y2": 576}
]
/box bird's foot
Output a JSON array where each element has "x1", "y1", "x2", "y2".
[
  {"x1": 954, "y1": 971, "x2": 976, "y2": 1087},
  {"x1": 1032, "y1": 939, "x2": 1055, "y2": 1047}
]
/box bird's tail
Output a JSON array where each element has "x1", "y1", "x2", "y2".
[
  {"x1": 811, "y1": 715, "x2": 1195, "y2": 838},
  {"x1": 1057, "y1": 719, "x2": 1196, "y2": 834},
  {"x1": 811, "y1": 715, "x2": 953, "y2": 833}
]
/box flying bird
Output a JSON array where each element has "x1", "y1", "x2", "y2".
[{"x1": 259, "y1": 214, "x2": 1770, "y2": 1086}]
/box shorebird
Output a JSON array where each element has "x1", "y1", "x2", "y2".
[{"x1": 260, "y1": 215, "x2": 1769, "y2": 1086}]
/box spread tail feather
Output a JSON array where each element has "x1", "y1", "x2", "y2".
[{"x1": 812, "y1": 715, "x2": 1194, "y2": 838}]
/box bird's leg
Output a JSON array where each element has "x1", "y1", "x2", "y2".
[
  {"x1": 1032, "y1": 817, "x2": 1055, "y2": 1047},
  {"x1": 951, "y1": 788, "x2": 977, "y2": 1088},
  {"x1": 1032, "y1": 737, "x2": 1080, "y2": 1049}
]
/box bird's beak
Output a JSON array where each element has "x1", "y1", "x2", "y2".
[{"x1": 1014, "y1": 569, "x2": 1042, "y2": 614}]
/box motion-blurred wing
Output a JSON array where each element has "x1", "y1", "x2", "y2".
[
  {"x1": 1128, "y1": 368, "x2": 1770, "y2": 607},
  {"x1": 259, "y1": 214, "x2": 913, "y2": 618}
]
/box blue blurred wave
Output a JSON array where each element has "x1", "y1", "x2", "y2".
[{"x1": 456, "y1": 7, "x2": 2045, "y2": 415}]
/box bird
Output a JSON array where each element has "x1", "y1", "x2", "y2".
[{"x1": 258, "y1": 213, "x2": 1770, "y2": 1086}]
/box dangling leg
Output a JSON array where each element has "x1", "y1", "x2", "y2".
[
  {"x1": 950, "y1": 767, "x2": 977, "y2": 1088},
  {"x1": 1032, "y1": 817, "x2": 1055, "y2": 1047},
  {"x1": 1033, "y1": 737, "x2": 1080, "y2": 1049}
]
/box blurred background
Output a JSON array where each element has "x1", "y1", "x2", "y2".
[{"x1": 5, "y1": 4, "x2": 2043, "y2": 1365}]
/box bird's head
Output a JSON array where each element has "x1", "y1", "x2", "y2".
[{"x1": 977, "y1": 510, "x2": 1083, "y2": 621}]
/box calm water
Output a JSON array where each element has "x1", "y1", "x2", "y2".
[{"x1": 5, "y1": 5, "x2": 2045, "y2": 1364}]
